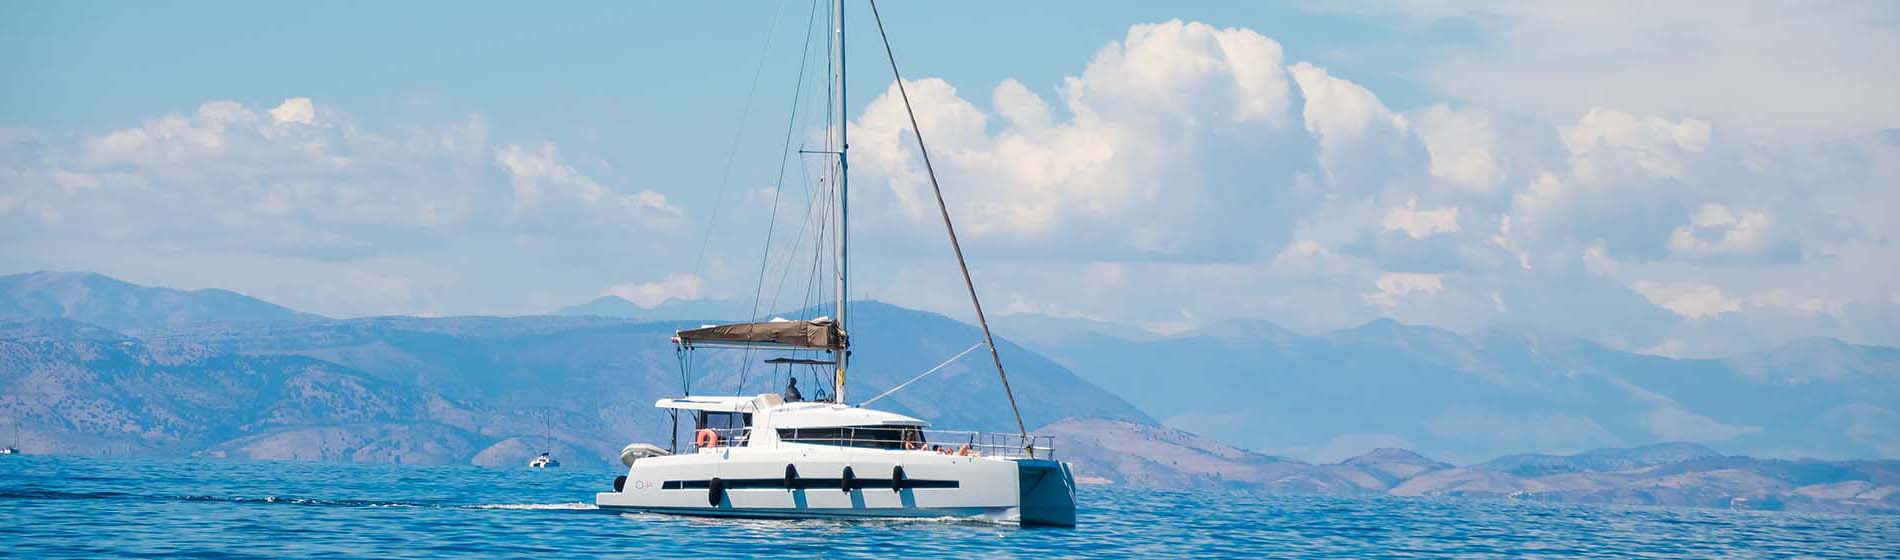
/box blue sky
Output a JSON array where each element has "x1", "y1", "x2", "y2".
[{"x1": 3, "y1": 1, "x2": 1897, "y2": 357}]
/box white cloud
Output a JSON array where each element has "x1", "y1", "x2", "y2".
[
  {"x1": 1581, "y1": 241, "x2": 1618, "y2": 277},
  {"x1": 494, "y1": 142, "x2": 683, "y2": 229},
  {"x1": 0, "y1": 97, "x2": 679, "y2": 258},
  {"x1": 268, "y1": 97, "x2": 317, "y2": 126},
  {"x1": 848, "y1": 20, "x2": 1310, "y2": 256},
  {"x1": 1381, "y1": 197, "x2": 1461, "y2": 239},
  {"x1": 5, "y1": 18, "x2": 1898, "y2": 356},
  {"x1": 603, "y1": 273, "x2": 703, "y2": 308},
  {"x1": 1362, "y1": 272, "x2": 1444, "y2": 309},
  {"x1": 1269, "y1": 240, "x2": 1351, "y2": 275},
  {"x1": 1667, "y1": 203, "x2": 1772, "y2": 257},
  {"x1": 1411, "y1": 105, "x2": 1504, "y2": 192},
  {"x1": 1631, "y1": 280, "x2": 1738, "y2": 319},
  {"x1": 1358, "y1": 1, "x2": 1900, "y2": 142},
  {"x1": 1287, "y1": 61, "x2": 1419, "y2": 189}
]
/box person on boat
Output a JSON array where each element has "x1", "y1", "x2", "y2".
[{"x1": 784, "y1": 376, "x2": 804, "y2": 402}]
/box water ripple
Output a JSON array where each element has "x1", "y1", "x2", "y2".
[{"x1": 1, "y1": 455, "x2": 1896, "y2": 558}]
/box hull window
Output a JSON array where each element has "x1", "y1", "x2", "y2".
[{"x1": 776, "y1": 426, "x2": 925, "y2": 450}]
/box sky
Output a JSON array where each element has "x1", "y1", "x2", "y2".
[{"x1": 2, "y1": 0, "x2": 1898, "y2": 357}]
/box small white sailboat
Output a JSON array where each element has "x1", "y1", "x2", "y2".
[
  {"x1": 594, "y1": 0, "x2": 1076, "y2": 526},
  {"x1": 2, "y1": 422, "x2": 19, "y2": 455},
  {"x1": 529, "y1": 415, "x2": 561, "y2": 468}
]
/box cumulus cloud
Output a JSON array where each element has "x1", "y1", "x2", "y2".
[
  {"x1": 840, "y1": 18, "x2": 1898, "y2": 355},
  {"x1": 1362, "y1": 272, "x2": 1444, "y2": 309},
  {"x1": 5, "y1": 16, "x2": 1896, "y2": 357},
  {"x1": 848, "y1": 20, "x2": 1314, "y2": 257},
  {"x1": 1287, "y1": 61, "x2": 1422, "y2": 190},
  {"x1": 495, "y1": 143, "x2": 683, "y2": 230},
  {"x1": 1382, "y1": 198, "x2": 1461, "y2": 239},
  {"x1": 0, "y1": 97, "x2": 680, "y2": 258},
  {"x1": 1630, "y1": 280, "x2": 1739, "y2": 319},
  {"x1": 1666, "y1": 203, "x2": 1773, "y2": 257},
  {"x1": 1411, "y1": 105, "x2": 1505, "y2": 192}
]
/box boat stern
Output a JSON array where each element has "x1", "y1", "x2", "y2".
[{"x1": 1014, "y1": 458, "x2": 1076, "y2": 527}]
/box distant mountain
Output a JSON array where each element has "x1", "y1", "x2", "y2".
[
  {"x1": 555, "y1": 295, "x2": 644, "y2": 318},
  {"x1": 0, "y1": 274, "x2": 1153, "y2": 467},
  {"x1": 7, "y1": 271, "x2": 1900, "y2": 516},
  {"x1": 1054, "y1": 420, "x2": 1900, "y2": 515},
  {"x1": 990, "y1": 313, "x2": 1160, "y2": 349},
  {"x1": 0, "y1": 318, "x2": 603, "y2": 466},
  {"x1": 0, "y1": 271, "x2": 319, "y2": 332},
  {"x1": 1474, "y1": 442, "x2": 1722, "y2": 477},
  {"x1": 1035, "y1": 316, "x2": 1900, "y2": 463},
  {"x1": 554, "y1": 295, "x2": 758, "y2": 323}
]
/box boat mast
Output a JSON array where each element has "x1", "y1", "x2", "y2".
[{"x1": 831, "y1": 0, "x2": 850, "y2": 404}]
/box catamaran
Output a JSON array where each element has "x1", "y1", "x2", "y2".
[{"x1": 593, "y1": 0, "x2": 1077, "y2": 526}]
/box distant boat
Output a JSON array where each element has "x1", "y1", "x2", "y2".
[
  {"x1": 2, "y1": 422, "x2": 18, "y2": 455},
  {"x1": 529, "y1": 415, "x2": 560, "y2": 468},
  {"x1": 592, "y1": 0, "x2": 1076, "y2": 526}
]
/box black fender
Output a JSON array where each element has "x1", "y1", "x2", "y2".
[
  {"x1": 891, "y1": 466, "x2": 905, "y2": 491},
  {"x1": 784, "y1": 464, "x2": 799, "y2": 490},
  {"x1": 840, "y1": 466, "x2": 855, "y2": 492},
  {"x1": 708, "y1": 477, "x2": 725, "y2": 506}
]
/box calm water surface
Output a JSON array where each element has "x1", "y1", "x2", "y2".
[{"x1": 1, "y1": 456, "x2": 1895, "y2": 558}]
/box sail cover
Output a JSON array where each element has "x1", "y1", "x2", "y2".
[{"x1": 675, "y1": 318, "x2": 845, "y2": 350}]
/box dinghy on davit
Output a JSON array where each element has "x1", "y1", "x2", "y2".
[{"x1": 593, "y1": 0, "x2": 1076, "y2": 526}]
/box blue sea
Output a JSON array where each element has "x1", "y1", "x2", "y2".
[{"x1": 1, "y1": 456, "x2": 1895, "y2": 558}]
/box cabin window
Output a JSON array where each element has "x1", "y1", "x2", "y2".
[
  {"x1": 697, "y1": 412, "x2": 751, "y2": 431},
  {"x1": 777, "y1": 426, "x2": 923, "y2": 450}
]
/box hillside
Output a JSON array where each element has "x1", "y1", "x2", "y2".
[
  {"x1": 4, "y1": 272, "x2": 1898, "y2": 516},
  {"x1": 0, "y1": 274, "x2": 1153, "y2": 468},
  {"x1": 0, "y1": 271, "x2": 319, "y2": 332},
  {"x1": 1026, "y1": 315, "x2": 1900, "y2": 463},
  {"x1": 1054, "y1": 419, "x2": 1900, "y2": 515}
]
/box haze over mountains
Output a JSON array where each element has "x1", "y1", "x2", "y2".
[
  {"x1": 1016, "y1": 314, "x2": 1900, "y2": 465},
  {"x1": 3, "y1": 271, "x2": 1897, "y2": 514},
  {"x1": 0, "y1": 271, "x2": 1148, "y2": 468}
]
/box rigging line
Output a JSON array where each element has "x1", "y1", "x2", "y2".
[
  {"x1": 770, "y1": 34, "x2": 834, "y2": 321},
  {"x1": 767, "y1": 156, "x2": 819, "y2": 317},
  {"x1": 689, "y1": 0, "x2": 793, "y2": 303},
  {"x1": 767, "y1": 43, "x2": 829, "y2": 319},
  {"x1": 858, "y1": 341, "x2": 986, "y2": 407},
  {"x1": 800, "y1": 173, "x2": 835, "y2": 321},
  {"x1": 737, "y1": 0, "x2": 825, "y2": 396},
  {"x1": 868, "y1": 0, "x2": 1029, "y2": 445}
]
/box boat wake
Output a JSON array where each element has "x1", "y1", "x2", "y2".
[{"x1": 470, "y1": 502, "x2": 599, "y2": 511}]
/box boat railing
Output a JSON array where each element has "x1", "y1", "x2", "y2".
[
  {"x1": 693, "y1": 426, "x2": 1057, "y2": 458},
  {"x1": 917, "y1": 429, "x2": 1057, "y2": 459},
  {"x1": 697, "y1": 427, "x2": 752, "y2": 449}
]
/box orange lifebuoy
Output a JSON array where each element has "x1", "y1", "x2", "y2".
[{"x1": 695, "y1": 429, "x2": 720, "y2": 448}]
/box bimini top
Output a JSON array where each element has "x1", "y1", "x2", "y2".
[
  {"x1": 673, "y1": 317, "x2": 845, "y2": 350},
  {"x1": 771, "y1": 403, "x2": 927, "y2": 429},
  {"x1": 653, "y1": 396, "x2": 928, "y2": 429},
  {"x1": 654, "y1": 394, "x2": 784, "y2": 413}
]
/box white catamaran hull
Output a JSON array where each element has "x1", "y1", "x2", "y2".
[{"x1": 595, "y1": 447, "x2": 1076, "y2": 526}]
